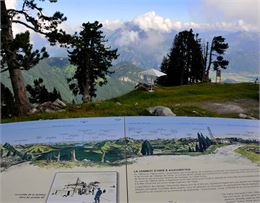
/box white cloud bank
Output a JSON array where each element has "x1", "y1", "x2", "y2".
[
  {"x1": 115, "y1": 30, "x2": 139, "y2": 46},
  {"x1": 5, "y1": 0, "x2": 17, "y2": 9},
  {"x1": 103, "y1": 20, "x2": 123, "y2": 31},
  {"x1": 103, "y1": 11, "x2": 259, "y2": 32},
  {"x1": 202, "y1": 0, "x2": 260, "y2": 28},
  {"x1": 133, "y1": 11, "x2": 173, "y2": 32}
]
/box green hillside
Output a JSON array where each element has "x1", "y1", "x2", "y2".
[
  {"x1": 1, "y1": 59, "x2": 74, "y2": 102},
  {"x1": 26, "y1": 145, "x2": 53, "y2": 154},
  {"x1": 3, "y1": 83, "x2": 259, "y2": 123},
  {"x1": 1, "y1": 59, "x2": 141, "y2": 103}
]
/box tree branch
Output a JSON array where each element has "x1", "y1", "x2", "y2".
[
  {"x1": 12, "y1": 20, "x2": 46, "y2": 35},
  {"x1": 1, "y1": 68, "x2": 9, "y2": 73}
]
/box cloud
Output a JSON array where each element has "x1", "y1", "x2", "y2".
[
  {"x1": 5, "y1": 0, "x2": 17, "y2": 9},
  {"x1": 101, "y1": 11, "x2": 260, "y2": 67},
  {"x1": 133, "y1": 11, "x2": 173, "y2": 32},
  {"x1": 103, "y1": 11, "x2": 259, "y2": 32},
  {"x1": 5, "y1": 0, "x2": 23, "y2": 35},
  {"x1": 139, "y1": 31, "x2": 166, "y2": 62},
  {"x1": 114, "y1": 30, "x2": 139, "y2": 46},
  {"x1": 102, "y1": 20, "x2": 123, "y2": 31},
  {"x1": 132, "y1": 11, "x2": 201, "y2": 32},
  {"x1": 201, "y1": 0, "x2": 259, "y2": 30}
]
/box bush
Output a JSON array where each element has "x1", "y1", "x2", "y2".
[
  {"x1": 1, "y1": 83, "x2": 16, "y2": 118},
  {"x1": 26, "y1": 78, "x2": 62, "y2": 104}
]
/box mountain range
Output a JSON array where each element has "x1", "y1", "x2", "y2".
[
  {"x1": 2, "y1": 22, "x2": 259, "y2": 103},
  {"x1": 105, "y1": 25, "x2": 260, "y2": 75},
  {"x1": 39, "y1": 21, "x2": 259, "y2": 75}
]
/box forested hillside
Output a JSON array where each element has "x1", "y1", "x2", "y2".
[{"x1": 1, "y1": 58, "x2": 142, "y2": 102}]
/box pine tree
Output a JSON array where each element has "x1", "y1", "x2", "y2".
[
  {"x1": 1, "y1": 0, "x2": 68, "y2": 115},
  {"x1": 190, "y1": 34, "x2": 205, "y2": 83},
  {"x1": 67, "y1": 21, "x2": 118, "y2": 102},
  {"x1": 157, "y1": 56, "x2": 169, "y2": 85},
  {"x1": 141, "y1": 140, "x2": 153, "y2": 156},
  {"x1": 159, "y1": 29, "x2": 205, "y2": 86},
  {"x1": 1, "y1": 83, "x2": 15, "y2": 118},
  {"x1": 204, "y1": 36, "x2": 229, "y2": 81},
  {"x1": 26, "y1": 78, "x2": 62, "y2": 103},
  {"x1": 195, "y1": 143, "x2": 199, "y2": 152},
  {"x1": 197, "y1": 132, "x2": 212, "y2": 152}
]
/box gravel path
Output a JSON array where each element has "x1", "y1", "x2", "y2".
[{"x1": 128, "y1": 144, "x2": 256, "y2": 168}]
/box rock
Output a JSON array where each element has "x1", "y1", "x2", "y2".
[
  {"x1": 239, "y1": 113, "x2": 247, "y2": 119},
  {"x1": 30, "y1": 108, "x2": 38, "y2": 114},
  {"x1": 31, "y1": 99, "x2": 67, "y2": 113},
  {"x1": 45, "y1": 108, "x2": 56, "y2": 113},
  {"x1": 239, "y1": 113, "x2": 257, "y2": 120},
  {"x1": 192, "y1": 110, "x2": 199, "y2": 114},
  {"x1": 116, "y1": 102, "x2": 122, "y2": 106},
  {"x1": 53, "y1": 99, "x2": 67, "y2": 108},
  {"x1": 147, "y1": 106, "x2": 176, "y2": 116}
]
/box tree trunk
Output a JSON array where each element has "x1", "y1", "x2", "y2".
[
  {"x1": 205, "y1": 39, "x2": 214, "y2": 82},
  {"x1": 101, "y1": 152, "x2": 106, "y2": 163},
  {"x1": 202, "y1": 42, "x2": 209, "y2": 82},
  {"x1": 82, "y1": 78, "x2": 91, "y2": 103},
  {"x1": 8, "y1": 67, "x2": 32, "y2": 115},
  {"x1": 1, "y1": 0, "x2": 31, "y2": 115},
  {"x1": 57, "y1": 152, "x2": 60, "y2": 162},
  {"x1": 71, "y1": 149, "x2": 77, "y2": 161}
]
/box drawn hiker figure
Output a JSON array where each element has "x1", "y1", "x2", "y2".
[{"x1": 94, "y1": 188, "x2": 103, "y2": 203}]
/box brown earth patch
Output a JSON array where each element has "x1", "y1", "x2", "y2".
[{"x1": 200, "y1": 99, "x2": 259, "y2": 118}]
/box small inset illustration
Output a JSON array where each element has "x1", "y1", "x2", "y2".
[{"x1": 46, "y1": 171, "x2": 117, "y2": 203}]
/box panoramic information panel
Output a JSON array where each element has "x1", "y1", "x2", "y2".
[{"x1": 1, "y1": 117, "x2": 259, "y2": 203}]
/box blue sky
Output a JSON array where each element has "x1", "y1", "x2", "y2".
[
  {"x1": 39, "y1": 0, "x2": 198, "y2": 22},
  {"x1": 9, "y1": 0, "x2": 259, "y2": 32}
]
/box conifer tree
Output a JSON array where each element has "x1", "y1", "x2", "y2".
[
  {"x1": 204, "y1": 36, "x2": 229, "y2": 81},
  {"x1": 195, "y1": 143, "x2": 199, "y2": 152},
  {"x1": 1, "y1": 83, "x2": 15, "y2": 118},
  {"x1": 158, "y1": 56, "x2": 169, "y2": 85},
  {"x1": 26, "y1": 78, "x2": 62, "y2": 103},
  {"x1": 67, "y1": 21, "x2": 118, "y2": 102},
  {"x1": 1, "y1": 0, "x2": 68, "y2": 115},
  {"x1": 141, "y1": 140, "x2": 153, "y2": 156},
  {"x1": 159, "y1": 29, "x2": 204, "y2": 86},
  {"x1": 197, "y1": 132, "x2": 212, "y2": 152}
]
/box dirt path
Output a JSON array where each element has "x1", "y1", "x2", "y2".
[
  {"x1": 200, "y1": 99, "x2": 259, "y2": 119},
  {"x1": 128, "y1": 144, "x2": 256, "y2": 168}
]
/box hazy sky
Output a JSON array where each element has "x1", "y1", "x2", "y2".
[{"x1": 6, "y1": 0, "x2": 260, "y2": 32}]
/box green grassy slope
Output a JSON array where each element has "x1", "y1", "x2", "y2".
[
  {"x1": 235, "y1": 144, "x2": 260, "y2": 164},
  {"x1": 2, "y1": 83, "x2": 258, "y2": 123}
]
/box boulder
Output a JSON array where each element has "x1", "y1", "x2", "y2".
[
  {"x1": 52, "y1": 99, "x2": 67, "y2": 108},
  {"x1": 239, "y1": 113, "x2": 257, "y2": 120},
  {"x1": 147, "y1": 106, "x2": 176, "y2": 116},
  {"x1": 30, "y1": 99, "x2": 67, "y2": 113}
]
